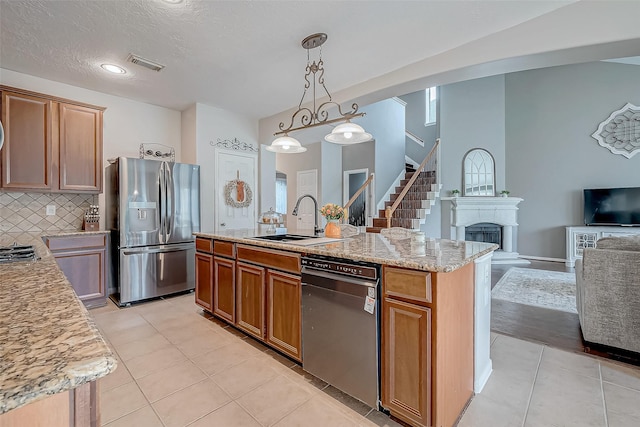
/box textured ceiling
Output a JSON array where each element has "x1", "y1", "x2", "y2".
[{"x1": 0, "y1": 0, "x2": 580, "y2": 118}]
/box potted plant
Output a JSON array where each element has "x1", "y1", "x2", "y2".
[
  {"x1": 450, "y1": 189, "x2": 460, "y2": 197},
  {"x1": 320, "y1": 203, "x2": 345, "y2": 238},
  {"x1": 500, "y1": 190, "x2": 510, "y2": 198}
]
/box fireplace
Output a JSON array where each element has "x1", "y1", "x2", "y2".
[
  {"x1": 466, "y1": 223, "x2": 502, "y2": 247},
  {"x1": 449, "y1": 196, "x2": 527, "y2": 263}
]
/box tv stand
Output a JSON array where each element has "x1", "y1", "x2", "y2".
[{"x1": 566, "y1": 226, "x2": 640, "y2": 267}]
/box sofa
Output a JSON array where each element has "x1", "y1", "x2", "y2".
[{"x1": 575, "y1": 235, "x2": 640, "y2": 354}]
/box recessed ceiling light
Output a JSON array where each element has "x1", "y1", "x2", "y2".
[
  {"x1": 101, "y1": 64, "x2": 126, "y2": 74},
  {"x1": 161, "y1": 0, "x2": 183, "y2": 4}
]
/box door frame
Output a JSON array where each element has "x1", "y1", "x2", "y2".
[{"x1": 343, "y1": 168, "x2": 371, "y2": 226}]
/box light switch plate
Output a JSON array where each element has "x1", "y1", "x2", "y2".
[{"x1": 46, "y1": 205, "x2": 56, "y2": 216}]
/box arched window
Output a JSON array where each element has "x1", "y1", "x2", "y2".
[{"x1": 463, "y1": 149, "x2": 495, "y2": 196}]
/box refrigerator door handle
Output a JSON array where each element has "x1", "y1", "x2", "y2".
[
  {"x1": 158, "y1": 163, "x2": 166, "y2": 244},
  {"x1": 165, "y1": 163, "x2": 173, "y2": 241},
  {"x1": 123, "y1": 243, "x2": 194, "y2": 255}
]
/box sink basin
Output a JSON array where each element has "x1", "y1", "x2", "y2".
[
  {"x1": 251, "y1": 234, "x2": 345, "y2": 246},
  {"x1": 251, "y1": 234, "x2": 318, "y2": 242}
]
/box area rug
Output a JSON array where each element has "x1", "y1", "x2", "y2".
[{"x1": 492, "y1": 267, "x2": 577, "y2": 314}]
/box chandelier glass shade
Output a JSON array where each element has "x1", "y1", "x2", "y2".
[
  {"x1": 324, "y1": 121, "x2": 372, "y2": 144},
  {"x1": 268, "y1": 33, "x2": 371, "y2": 153},
  {"x1": 265, "y1": 135, "x2": 307, "y2": 153}
]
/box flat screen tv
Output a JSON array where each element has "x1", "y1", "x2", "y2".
[{"x1": 584, "y1": 187, "x2": 640, "y2": 226}]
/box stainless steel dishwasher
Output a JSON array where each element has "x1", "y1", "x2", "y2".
[{"x1": 301, "y1": 255, "x2": 380, "y2": 409}]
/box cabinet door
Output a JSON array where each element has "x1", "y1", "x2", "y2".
[
  {"x1": 214, "y1": 256, "x2": 235, "y2": 322},
  {"x1": 381, "y1": 297, "x2": 431, "y2": 427},
  {"x1": 1, "y1": 91, "x2": 53, "y2": 190},
  {"x1": 53, "y1": 247, "x2": 106, "y2": 308},
  {"x1": 58, "y1": 103, "x2": 103, "y2": 192},
  {"x1": 236, "y1": 262, "x2": 265, "y2": 339},
  {"x1": 195, "y1": 252, "x2": 213, "y2": 311},
  {"x1": 266, "y1": 270, "x2": 301, "y2": 361}
]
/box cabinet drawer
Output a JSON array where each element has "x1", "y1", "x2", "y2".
[
  {"x1": 214, "y1": 240, "x2": 235, "y2": 258},
  {"x1": 46, "y1": 234, "x2": 106, "y2": 251},
  {"x1": 236, "y1": 244, "x2": 300, "y2": 274},
  {"x1": 195, "y1": 237, "x2": 214, "y2": 254},
  {"x1": 383, "y1": 266, "x2": 432, "y2": 305}
]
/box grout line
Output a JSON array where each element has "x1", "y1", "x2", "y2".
[
  {"x1": 599, "y1": 363, "x2": 609, "y2": 427},
  {"x1": 521, "y1": 345, "x2": 544, "y2": 427}
]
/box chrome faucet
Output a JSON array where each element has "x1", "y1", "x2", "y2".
[{"x1": 292, "y1": 194, "x2": 323, "y2": 236}]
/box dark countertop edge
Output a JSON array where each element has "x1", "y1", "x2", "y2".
[{"x1": 193, "y1": 231, "x2": 497, "y2": 273}]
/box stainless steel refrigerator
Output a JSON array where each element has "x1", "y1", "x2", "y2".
[{"x1": 106, "y1": 157, "x2": 200, "y2": 305}]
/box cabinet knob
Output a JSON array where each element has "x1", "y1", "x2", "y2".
[{"x1": 220, "y1": 223, "x2": 226, "y2": 227}]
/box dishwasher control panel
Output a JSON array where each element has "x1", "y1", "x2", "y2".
[{"x1": 301, "y1": 257, "x2": 378, "y2": 281}]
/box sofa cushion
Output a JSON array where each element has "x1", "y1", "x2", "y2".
[{"x1": 596, "y1": 235, "x2": 640, "y2": 252}]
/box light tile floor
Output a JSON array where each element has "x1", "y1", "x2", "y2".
[{"x1": 90, "y1": 293, "x2": 640, "y2": 427}]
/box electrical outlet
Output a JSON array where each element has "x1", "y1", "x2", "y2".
[{"x1": 46, "y1": 205, "x2": 56, "y2": 216}]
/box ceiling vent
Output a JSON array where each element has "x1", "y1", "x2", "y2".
[{"x1": 126, "y1": 54, "x2": 165, "y2": 72}]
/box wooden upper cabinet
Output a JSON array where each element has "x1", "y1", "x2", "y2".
[
  {"x1": 1, "y1": 91, "x2": 53, "y2": 190},
  {"x1": 59, "y1": 103, "x2": 103, "y2": 192},
  {"x1": 0, "y1": 86, "x2": 104, "y2": 194}
]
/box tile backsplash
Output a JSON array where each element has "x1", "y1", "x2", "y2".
[{"x1": 0, "y1": 192, "x2": 98, "y2": 232}]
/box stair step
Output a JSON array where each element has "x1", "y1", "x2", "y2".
[
  {"x1": 378, "y1": 208, "x2": 426, "y2": 219},
  {"x1": 400, "y1": 177, "x2": 435, "y2": 186},
  {"x1": 372, "y1": 217, "x2": 420, "y2": 229},
  {"x1": 385, "y1": 199, "x2": 430, "y2": 209},
  {"x1": 405, "y1": 170, "x2": 436, "y2": 179}
]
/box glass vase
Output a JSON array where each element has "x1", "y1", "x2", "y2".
[{"x1": 324, "y1": 219, "x2": 341, "y2": 238}]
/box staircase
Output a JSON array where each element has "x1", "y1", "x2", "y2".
[{"x1": 366, "y1": 139, "x2": 441, "y2": 233}]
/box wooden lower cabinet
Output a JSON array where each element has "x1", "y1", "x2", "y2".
[
  {"x1": 236, "y1": 261, "x2": 265, "y2": 339},
  {"x1": 195, "y1": 252, "x2": 213, "y2": 311},
  {"x1": 381, "y1": 264, "x2": 474, "y2": 427},
  {"x1": 213, "y1": 256, "x2": 235, "y2": 322},
  {"x1": 266, "y1": 270, "x2": 302, "y2": 361},
  {"x1": 382, "y1": 298, "x2": 431, "y2": 427},
  {"x1": 47, "y1": 234, "x2": 107, "y2": 308}
]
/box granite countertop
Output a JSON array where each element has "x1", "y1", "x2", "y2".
[
  {"x1": 195, "y1": 229, "x2": 497, "y2": 273},
  {"x1": 0, "y1": 231, "x2": 117, "y2": 415}
]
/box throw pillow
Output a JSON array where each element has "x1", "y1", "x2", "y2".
[{"x1": 596, "y1": 235, "x2": 640, "y2": 252}]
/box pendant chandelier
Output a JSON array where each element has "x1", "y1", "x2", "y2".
[{"x1": 267, "y1": 33, "x2": 372, "y2": 153}]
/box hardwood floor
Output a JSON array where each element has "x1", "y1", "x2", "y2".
[{"x1": 490, "y1": 260, "x2": 640, "y2": 366}]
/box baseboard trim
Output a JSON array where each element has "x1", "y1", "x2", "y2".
[{"x1": 519, "y1": 255, "x2": 567, "y2": 263}]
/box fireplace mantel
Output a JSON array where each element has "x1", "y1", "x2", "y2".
[{"x1": 449, "y1": 197, "x2": 525, "y2": 262}]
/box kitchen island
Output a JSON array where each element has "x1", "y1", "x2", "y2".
[
  {"x1": 194, "y1": 229, "x2": 496, "y2": 427},
  {"x1": 0, "y1": 232, "x2": 117, "y2": 426}
]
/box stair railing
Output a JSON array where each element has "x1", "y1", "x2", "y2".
[
  {"x1": 343, "y1": 173, "x2": 375, "y2": 224},
  {"x1": 384, "y1": 138, "x2": 440, "y2": 228}
]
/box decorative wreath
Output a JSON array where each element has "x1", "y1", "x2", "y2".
[{"x1": 224, "y1": 179, "x2": 253, "y2": 208}]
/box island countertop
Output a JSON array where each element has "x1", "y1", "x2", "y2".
[
  {"x1": 0, "y1": 231, "x2": 117, "y2": 415},
  {"x1": 195, "y1": 229, "x2": 497, "y2": 272}
]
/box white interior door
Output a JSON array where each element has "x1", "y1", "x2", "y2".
[
  {"x1": 215, "y1": 151, "x2": 257, "y2": 230},
  {"x1": 296, "y1": 169, "x2": 318, "y2": 233}
]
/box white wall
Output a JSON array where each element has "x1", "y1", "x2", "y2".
[
  {"x1": 321, "y1": 141, "x2": 343, "y2": 207},
  {"x1": 275, "y1": 142, "x2": 322, "y2": 233},
  {"x1": 0, "y1": 68, "x2": 182, "y2": 229},
  {"x1": 505, "y1": 61, "x2": 640, "y2": 259},
  {"x1": 188, "y1": 103, "x2": 258, "y2": 232}
]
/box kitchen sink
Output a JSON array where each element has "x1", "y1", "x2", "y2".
[{"x1": 251, "y1": 234, "x2": 319, "y2": 242}]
